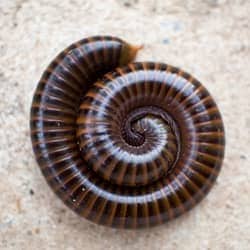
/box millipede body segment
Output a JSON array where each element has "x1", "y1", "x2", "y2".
[{"x1": 30, "y1": 36, "x2": 225, "y2": 229}]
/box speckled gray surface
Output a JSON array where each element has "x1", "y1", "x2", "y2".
[{"x1": 0, "y1": 0, "x2": 250, "y2": 249}]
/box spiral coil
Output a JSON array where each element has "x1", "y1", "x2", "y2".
[{"x1": 30, "y1": 36, "x2": 225, "y2": 228}]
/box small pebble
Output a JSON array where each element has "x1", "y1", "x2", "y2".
[
  {"x1": 240, "y1": 155, "x2": 246, "y2": 160},
  {"x1": 162, "y1": 38, "x2": 170, "y2": 44}
]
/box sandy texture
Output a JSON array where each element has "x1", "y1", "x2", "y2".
[{"x1": 0, "y1": 0, "x2": 249, "y2": 249}]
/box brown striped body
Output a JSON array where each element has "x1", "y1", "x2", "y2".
[{"x1": 30, "y1": 36, "x2": 225, "y2": 229}]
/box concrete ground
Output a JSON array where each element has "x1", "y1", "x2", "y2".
[{"x1": 0, "y1": 0, "x2": 249, "y2": 249}]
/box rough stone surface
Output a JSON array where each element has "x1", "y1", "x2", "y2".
[{"x1": 0, "y1": 0, "x2": 249, "y2": 249}]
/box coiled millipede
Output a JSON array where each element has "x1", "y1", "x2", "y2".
[{"x1": 30, "y1": 36, "x2": 225, "y2": 229}]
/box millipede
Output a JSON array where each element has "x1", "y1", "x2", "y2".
[{"x1": 30, "y1": 36, "x2": 225, "y2": 229}]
